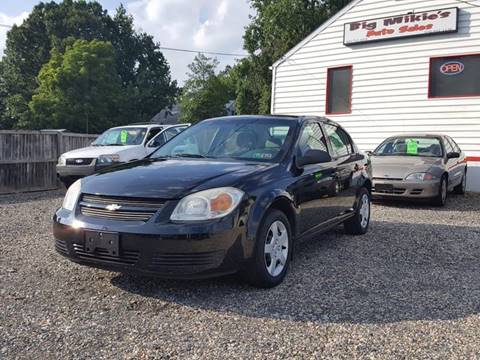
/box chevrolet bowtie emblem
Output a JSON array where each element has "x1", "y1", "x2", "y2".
[{"x1": 106, "y1": 204, "x2": 122, "y2": 211}]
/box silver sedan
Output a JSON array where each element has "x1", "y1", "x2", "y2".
[{"x1": 369, "y1": 134, "x2": 467, "y2": 206}]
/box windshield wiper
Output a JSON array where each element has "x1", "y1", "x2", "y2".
[{"x1": 174, "y1": 153, "x2": 207, "y2": 159}]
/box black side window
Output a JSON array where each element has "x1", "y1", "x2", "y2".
[
  {"x1": 146, "y1": 128, "x2": 162, "y2": 143},
  {"x1": 444, "y1": 138, "x2": 454, "y2": 155},
  {"x1": 324, "y1": 124, "x2": 353, "y2": 158},
  {"x1": 448, "y1": 137, "x2": 461, "y2": 153},
  {"x1": 150, "y1": 133, "x2": 166, "y2": 147},
  {"x1": 297, "y1": 123, "x2": 328, "y2": 157},
  {"x1": 164, "y1": 128, "x2": 180, "y2": 142}
]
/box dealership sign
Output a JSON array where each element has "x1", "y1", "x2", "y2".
[{"x1": 344, "y1": 8, "x2": 459, "y2": 45}]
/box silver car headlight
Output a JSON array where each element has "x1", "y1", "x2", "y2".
[
  {"x1": 62, "y1": 179, "x2": 82, "y2": 211},
  {"x1": 405, "y1": 172, "x2": 437, "y2": 181},
  {"x1": 97, "y1": 154, "x2": 120, "y2": 165},
  {"x1": 170, "y1": 187, "x2": 244, "y2": 221},
  {"x1": 58, "y1": 155, "x2": 66, "y2": 166}
]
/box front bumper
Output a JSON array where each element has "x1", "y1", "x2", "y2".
[
  {"x1": 53, "y1": 208, "x2": 249, "y2": 279},
  {"x1": 372, "y1": 179, "x2": 440, "y2": 199},
  {"x1": 57, "y1": 164, "x2": 96, "y2": 178}
]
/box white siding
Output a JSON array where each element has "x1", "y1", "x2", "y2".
[{"x1": 272, "y1": 0, "x2": 480, "y2": 170}]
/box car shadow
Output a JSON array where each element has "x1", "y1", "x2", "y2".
[{"x1": 111, "y1": 219, "x2": 480, "y2": 325}]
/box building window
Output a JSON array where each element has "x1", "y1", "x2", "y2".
[
  {"x1": 326, "y1": 66, "x2": 352, "y2": 115},
  {"x1": 429, "y1": 54, "x2": 480, "y2": 98}
]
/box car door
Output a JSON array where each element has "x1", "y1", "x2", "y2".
[
  {"x1": 444, "y1": 136, "x2": 464, "y2": 188},
  {"x1": 290, "y1": 121, "x2": 338, "y2": 236},
  {"x1": 449, "y1": 137, "x2": 467, "y2": 173},
  {"x1": 323, "y1": 123, "x2": 361, "y2": 214}
]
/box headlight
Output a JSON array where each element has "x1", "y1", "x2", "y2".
[
  {"x1": 170, "y1": 187, "x2": 244, "y2": 221},
  {"x1": 405, "y1": 172, "x2": 437, "y2": 181},
  {"x1": 97, "y1": 154, "x2": 120, "y2": 164},
  {"x1": 62, "y1": 179, "x2": 81, "y2": 211},
  {"x1": 58, "y1": 155, "x2": 66, "y2": 166}
]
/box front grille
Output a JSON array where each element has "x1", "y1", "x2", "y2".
[
  {"x1": 372, "y1": 177, "x2": 403, "y2": 181},
  {"x1": 66, "y1": 158, "x2": 95, "y2": 166},
  {"x1": 55, "y1": 239, "x2": 69, "y2": 255},
  {"x1": 79, "y1": 194, "x2": 165, "y2": 222},
  {"x1": 149, "y1": 251, "x2": 225, "y2": 273},
  {"x1": 374, "y1": 187, "x2": 406, "y2": 195},
  {"x1": 73, "y1": 243, "x2": 139, "y2": 265},
  {"x1": 410, "y1": 189, "x2": 424, "y2": 195}
]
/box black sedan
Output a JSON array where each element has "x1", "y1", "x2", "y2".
[{"x1": 53, "y1": 115, "x2": 372, "y2": 287}]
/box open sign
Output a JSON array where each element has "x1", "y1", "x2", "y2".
[{"x1": 440, "y1": 61, "x2": 464, "y2": 75}]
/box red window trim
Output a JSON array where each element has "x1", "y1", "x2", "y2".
[
  {"x1": 325, "y1": 65, "x2": 353, "y2": 115},
  {"x1": 428, "y1": 52, "x2": 480, "y2": 99}
]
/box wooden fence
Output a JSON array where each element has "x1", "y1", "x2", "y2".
[{"x1": 0, "y1": 131, "x2": 97, "y2": 194}]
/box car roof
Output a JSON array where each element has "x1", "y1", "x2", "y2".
[
  {"x1": 386, "y1": 133, "x2": 447, "y2": 139},
  {"x1": 201, "y1": 115, "x2": 334, "y2": 125},
  {"x1": 110, "y1": 123, "x2": 189, "y2": 130}
]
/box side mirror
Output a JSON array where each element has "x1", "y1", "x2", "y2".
[
  {"x1": 297, "y1": 149, "x2": 332, "y2": 167},
  {"x1": 447, "y1": 152, "x2": 460, "y2": 159}
]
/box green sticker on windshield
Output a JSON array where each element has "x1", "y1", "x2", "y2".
[
  {"x1": 406, "y1": 139, "x2": 418, "y2": 155},
  {"x1": 120, "y1": 130, "x2": 128, "y2": 144}
]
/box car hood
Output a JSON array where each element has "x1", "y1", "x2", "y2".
[
  {"x1": 81, "y1": 159, "x2": 274, "y2": 199},
  {"x1": 62, "y1": 145, "x2": 138, "y2": 158},
  {"x1": 370, "y1": 156, "x2": 443, "y2": 179}
]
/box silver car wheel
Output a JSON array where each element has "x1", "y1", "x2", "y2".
[
  {"x1": 359, "y1": 193, "x2": 370, "y2": 229},
  {"x1": 264, "y1": 220, "x2": 289, "y2": 277}
]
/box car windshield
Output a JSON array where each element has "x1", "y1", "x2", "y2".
[
  {"x1": 374, "y1": 137, "x2": 443, "y2": 157},
  {"x1": 150, "y1": 118, "x2": 295, "y2": 162},
  {"x1": 92, "y1": 127, "x2": 147, "y2": 146}
]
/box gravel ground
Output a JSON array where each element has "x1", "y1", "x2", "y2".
[{"x1": 1, "y1": 190, "x2": 479, "y2": 359}]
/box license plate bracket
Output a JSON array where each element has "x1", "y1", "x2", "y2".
[
  {"x1": 84, "y1": 231, "x2": 119, "y2": 256},
  {"x1": 376, "y1": 183, "x2": 394, "y2": 192}
]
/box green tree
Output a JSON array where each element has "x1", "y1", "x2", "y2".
[
  {"x1": 179, "y1": 54, "x2": 235, "y2": 123},
  {"x1": 235, "y1": 0, "x2": 351, "y2": 114},
  {"x1": 29, "y1": 40, "x2": 125, "y2": 133},
  {"x1": 0, "y1": 0, "x2": 177, "y2": 130}
]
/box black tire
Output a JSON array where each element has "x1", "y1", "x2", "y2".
[
  {"x1": 344, "y1": 187, "x2": 371, "y2": 235},
  {"x1": 241, "y1": 209, "x2": 292, "y2": 288},
  {"x1": 432, "y1": 175, "x2": 448, "y2": 207},
  {"x1": 454, "y1": 169, "x2": 467, "y2": 195},
  {"x1": 60, "y1": 177, "x2": 76, "y2": 189}
]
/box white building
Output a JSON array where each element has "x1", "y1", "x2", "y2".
[{"x1": 271, "y1": 0, "x2": 480, "y2": 191}]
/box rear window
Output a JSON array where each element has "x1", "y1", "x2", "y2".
[{"x1": 374, "y1": 137, "x2": 443, "y2": 158}]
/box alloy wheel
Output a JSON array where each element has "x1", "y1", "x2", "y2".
[
  {"x1": 359, "y1": 193, "x2": 370, "y2": 229},
  {"x1": 264, "y1": 220, "x2": 289, "y2": 277}
]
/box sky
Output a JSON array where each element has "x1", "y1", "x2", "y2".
[{"x1": 0, "y1": 0, "x2": 252, "y2": 83}]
